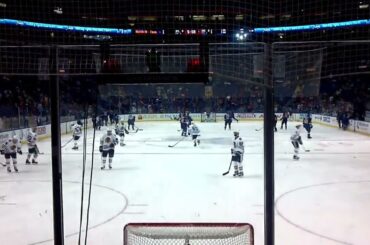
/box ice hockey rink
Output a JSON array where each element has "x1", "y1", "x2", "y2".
[{"x1": 1, "y1": 121, "x2": 370, "y2": 245}]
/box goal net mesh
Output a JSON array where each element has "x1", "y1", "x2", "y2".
[
  {"x1": 124, "y1": 223, "x2": 254, "y2": 245},
  {"x1": 200, "y1": 112, "x2": 217, "y2": 122}
]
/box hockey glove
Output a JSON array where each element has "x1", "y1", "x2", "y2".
[
  {"x1": 0, "y1": 150, "x2": 4, "y2": 155},
  {"x1": 17, "y1": 149, "x2": 23, "y2": 155},
  {"x1": 231, "y1": 148, "x2": 234, "y2": 154},
  {"x1": 110, "y1": 143, "x2": 115, "y2": 148},
  {"x1": 99, "y1": 146, "x2": 103, "y2": 152}
]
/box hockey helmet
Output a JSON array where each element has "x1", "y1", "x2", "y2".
[
  {"x1": 12, "y1": 135, "x2": 19, "y2": 143},
  {"x1": 233, "y1": 131, "x2": 239, "y2": 137}
]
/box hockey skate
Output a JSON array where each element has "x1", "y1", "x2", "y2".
[
  {"x1": 109, "y1": 165, "x2": 112, "y2": 170},
  {"x1": 14, "y1": 166, "x2": 18, "y2": 172},
  {"x1": 293, "y1": 155, "x2": 300, "y2": 160},
  {"x1": 307, "y1": 134, "x2": 312, "y2": 139},
  {"x1": 72, "y1": 146, "x2": 78, "y2": 150},
  {"x1": 32, "y1": 159, "x2": 38, "y2": 164},
  {"x1": 26, "y1": 159, "x2": 31, "y2": 164},
  {"x1": 101, "y1": 165, "x2": 105, "y2": 170},
  {"x1": 197, "y1": 139, "x2": 200, "y2": 145},
  {"x1": 120, "y1": 143, "x2": 125, "y2": 146},
  {"x1": 238, "y1": 172, "x2": 244, "y2": 177},
  {"x1": 7, "y1": 166, "x2": 11, "y2": 173},
  {"x1": 233, "y1": 171, "x2": 239, "y2": 177}
]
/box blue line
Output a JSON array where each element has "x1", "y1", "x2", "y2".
[
  {"x1": 253, "y1": 19, "x2": 370, "y2": 33},
  {"x1": 0, "y1": 18, "x2": 132, "y2": 35}
]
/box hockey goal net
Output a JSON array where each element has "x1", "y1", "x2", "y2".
[
  {"x1": 124, "y1": 223, "x2": 254, "y2": 245},
  {"x1": 200, "y1": 112, "x2": 217, "y2": 122}
]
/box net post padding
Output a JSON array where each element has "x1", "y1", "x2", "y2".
[{"x1": 124, "y1": 223, "x2": 254, "y2": 245}]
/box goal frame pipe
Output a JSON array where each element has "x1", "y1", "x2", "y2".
[{"x1": 123, "y1": 223, "x2": 254, "y2": 244}]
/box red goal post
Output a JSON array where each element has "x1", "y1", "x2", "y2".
[{"x1": 124, "y1": 223, "x2": 254, "y2": 245}]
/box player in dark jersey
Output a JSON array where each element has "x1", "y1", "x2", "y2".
[
  {"x1": 303, "y1": 113, "x2": 313, "y2": 139},
  {"x1": 224, "y1": 111, "x2": 238, "y2": 130},
  {"x1": 280, "y1": 112, "x2": 289, "y2": 130}
]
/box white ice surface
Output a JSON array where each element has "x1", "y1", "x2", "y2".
[{"x1": 0, "y1": 121, "x2": 369, "y2": 245}]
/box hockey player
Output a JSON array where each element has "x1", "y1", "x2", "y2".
[
  {"x1": 71, "y1": 120, "x2": 82, "y2": 150},
  {"x1": 224, "y1": 111, "x2": 238, "y2": 130},
  {"x1": 99, "y1": 128, "x2": 118, "y2": 170},
  {"x1": 274, "y1": 114, "x2": 278, "y2": 132},
  {"x1": 179, "y1": 112, "x2": 192, "y2": 136},
  {"x1": 189, "y1": 123, "x2": 201, "y2": 147},
  {"x1": 231, "y1": 131, "x2": 244, "y2": 177},
  {"x1": 179, "y1": 113, "x2": 188, "y2": 136},
  {"x1": 291, "y1": 124, "x2": 303, "y2": 160},
  {"x1": 303, "y1": 113, "x2": 313, "y2": 139},
  {"x1": 115, "y1": 120, "x2": 129, "y2": 146},
  {"x1": 342, "y1": 113, "x2": 350, "y2": 130},
  {"x1": 280, "y1": 112, "x2": 289, "y2": 130},
  {"x1": 26, "y1": 127, "x2": 39, "y2": 164},
  {"x1": 185, "y1": 111, "x2": 193, "y2": 125},
  {"x1": 127, "y1": 114, "x2": 136, "y2": 130},
  {"x1": 1, "y1": 135, "x2": 22, "y2": 172}
]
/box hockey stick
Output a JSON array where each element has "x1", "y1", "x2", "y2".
[
  {"x1": 301, "y1": 144, "x2": 310, "y2": 152},
  {"x1": 34, "y1": 145, "x2": 44, "y2": 155},
  {"x1": 168, "y1": 137, "x2": 185, "y2": 148},
  {"x1": 0, "y1": 161, "x2": 6, "y2": 167},
  {"x1": 222, "y1": 158, "x2": 233, "y2": 176},
  {"x1": 128, "y1": 128, "x2": 142, "y2": 134},
  {"x1": 62, "y1": 138, "x2": 74, "y2": 148},
  {"x1": 255, "y1": 127, "x2": 263, "y2": 131}
]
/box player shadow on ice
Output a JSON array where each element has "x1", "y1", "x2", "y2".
[
  {"x1": 98, "y1": 166, "x2": 139, "y2": 171},
  {"x1": 206, "y1": 173, "x2": 262, "y2": 179}
]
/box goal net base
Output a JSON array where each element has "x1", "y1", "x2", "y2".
[{"x1": 124, "y1": 223, "x2": 254, "y2": 245}]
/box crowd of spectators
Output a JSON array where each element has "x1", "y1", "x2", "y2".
[
  {"x1": 0, "y1": 77, "x2": 50, "y2": 128},
  {"x1": 0, "y1": 75, "x2": 368, "y2": 132}
]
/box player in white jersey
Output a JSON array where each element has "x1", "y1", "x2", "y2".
[
  {"x1": 1, "y1": 136, "x2": 22, "y2": 173},
  {"x1": 290, "y1": 124, "x2": 303, "y2": 160},
  {"x1": 189, "y1": 123, "x2": 201, "y2": 147},
  {"x1": 231, "y1": 131, "x2": 244, "y2": 177},
  {"x1": 115, "y1": 120, "x2": 129, "y2": 146},
  {"x1": 71, "y1": 121, "x2": 82, "y2": 150},
  {"x1": 26, "y1": 127, "x2": 39, "y2": 164},
  {"x1": 99, "y1": 128, "x2": 118, "y2": 170}
]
